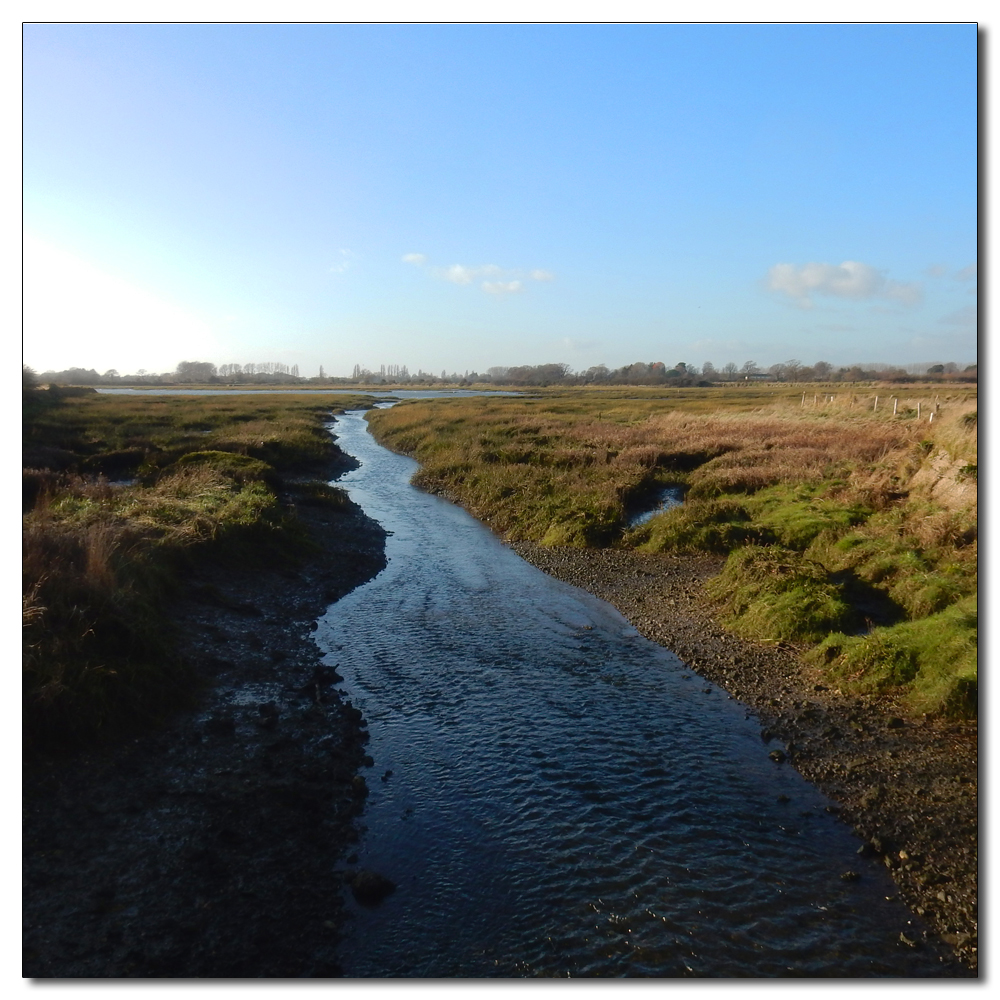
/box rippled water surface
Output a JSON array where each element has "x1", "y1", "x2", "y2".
[{"x1": 316, "y1": 409, "x2": 953, "y2": 978}]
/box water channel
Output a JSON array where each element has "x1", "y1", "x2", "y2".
[{"x1": 316, "y1": 407, "x2": 953, "y2": 977}]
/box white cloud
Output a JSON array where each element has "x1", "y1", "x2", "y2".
[
  {"x1": 955, "y1": 263, "x2": 977, "y2": 281},
  {"x1": 482, "y1": 280, "x2": 522, "y2": 295},
  {"x1": 924, "y1": 264, "x2": 949, "y2": 278},
  {"x1": 767, "y1": 260, "x2": 921, "y2": 308},
  {"x1": 768, "y1": 260, "x2": 883, "y2": 300},
  {"x1": 404, "y1": 254, "x2": 553, "y2": 293},
  {"x1": 439, "y1": 263, "x2": 503, "y2": 285}
]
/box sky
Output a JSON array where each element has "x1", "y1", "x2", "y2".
[{"x1": 22, "y1": 22, "x2": 978, "y2": 378}]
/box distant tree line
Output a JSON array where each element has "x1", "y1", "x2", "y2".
[{"x1": 32, "y1": 357, "x2": 978, "y2": 388}]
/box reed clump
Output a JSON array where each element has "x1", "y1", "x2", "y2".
[{"x1": 367, "y1": 386, "x2": 977, "y2": 716}]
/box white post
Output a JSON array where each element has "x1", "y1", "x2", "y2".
[
  {"x1": 893, "y1": 398, "x2": 898, "y2": 415},
  {"x1": 801, "y1": 393, "x2": 806, "y2": 407},
  {"x1": 917, "y1": 402, "x2": 921, "y2": 419},
  {"x1": 873, "y1": 395, "x2": 878, "y2": 412},
  {"x1": 929, "y1": 412, "x2": 934, "y2": 423}
]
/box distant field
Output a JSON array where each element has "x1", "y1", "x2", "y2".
[{"x1": 367, "y1": 384, "x2": 977, "y2": 718}]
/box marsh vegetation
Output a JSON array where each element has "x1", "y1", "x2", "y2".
[
  {"x1": 22, "y1": 389, "x2": 373, "y2": 748},
  {"x1": 367, "y1": 385, "x2": 977, "y2": 718}
]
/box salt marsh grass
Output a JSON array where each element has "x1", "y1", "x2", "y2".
[
  {"x1": 23, "y1": 392, "x2": 373, "y2": 748},
  {"x1": 367, "y1": 386, "x2": 977, "y2": 716}
]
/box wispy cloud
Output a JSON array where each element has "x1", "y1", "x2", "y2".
[
  {"x1": 402, "y1": 253, "x2": 554, "y2": 294},
  {"x1": 767, "y1": 260, "x2": 921, "y2": 308},
  {"x1": 561, "y1": 336, "x2": 600, "y2": 352},
  {"x1": 329, "y1": 249, "x2": 357, "y2": 273},
  {"x1": 955, "y1": 263, "x2": 977, "y2": 281},
  {"x1": 885, "y1": 281, "x2": 922, "y2": 305},
  {"x1": 939, "y1": 305, "x2": 977, "y2": 328},
  {"x1": 439, "y1": 263, "x2": 502, "y2": 285},
  {"x1": 482, "y1": 280, "x2": 522, "y2": 295}
]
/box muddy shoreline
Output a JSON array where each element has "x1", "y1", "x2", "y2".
[
  {"x1": 511, "y1": 542, "x2": 978, "y2": 972},
  {"x1": 23, "y1": 471, "x2": 388, "y2": 978}
]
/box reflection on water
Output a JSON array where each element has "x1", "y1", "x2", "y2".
[
  {"x1": 627, "y1": 485, "x2": 686, "y2": 527},
  {"x1": 315, "y1": 409, "x2": 957, "y2": 978}
]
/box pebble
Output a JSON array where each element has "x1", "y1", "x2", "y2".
[{"x1": 350, "y1": 870, "x2": 397, "y2": 906}]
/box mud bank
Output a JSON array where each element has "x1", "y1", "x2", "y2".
[
  {"x1": 23, "y1": 479, "x2": 387, "y2": 978},
  {"x1": 512, "y1": 543, "x2": 978, "y2": 972}
]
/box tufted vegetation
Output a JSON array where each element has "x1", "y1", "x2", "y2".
[{"x1": 368, "y1": 386, "x2": 977, "y2": 717}]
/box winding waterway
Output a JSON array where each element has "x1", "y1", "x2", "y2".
[{"x1": 315, "y1": 408, "x2": 955, "y2": 977}]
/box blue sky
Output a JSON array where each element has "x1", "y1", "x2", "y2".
[{"x1": 23, "y1": 22, "x2": 978, "y2": 377}]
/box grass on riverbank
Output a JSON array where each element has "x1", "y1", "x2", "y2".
[
  {"x1": 23, "y1": 390, "x2": 374, "y2": 481},
  {"x1": 366, "y1": 386, "x2": 977, "y2": 717},
  {"x1": 23, "y1": 392, "x2": 373, "y2": 749}
]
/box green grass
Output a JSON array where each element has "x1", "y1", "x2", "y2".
[
  {"x1": 706, "y1": 545, "x2": 857, "y2": 643},
  {"x1": 810, "y1": 597, "x2": 978, "y2": 717}
]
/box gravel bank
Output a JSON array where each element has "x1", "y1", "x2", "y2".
[
  {"x1": 512, "y1": 542, "x2": 978, "y2": 973},
  {"x1": 23, "y1": 477, "x2": 387, "y2": 978}
]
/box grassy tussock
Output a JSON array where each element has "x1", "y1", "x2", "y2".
[
  {"x1": 23, "y1": 393, "x2": 370, "y2": 749},
  {"x1": 367, "y1": 387, "x2": 976, "y2": 716},
  {"x1": 809, "y1": 597, "x2": 978, "y2": 717},
  {"x1": 706, "y1": 545, "x2": 857, "y2": 643}
]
